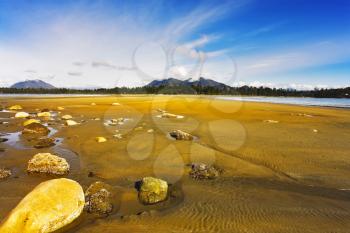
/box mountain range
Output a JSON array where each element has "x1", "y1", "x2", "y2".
[{"x1": 10, "y1": 77, "x2": 228, "y2": 90}]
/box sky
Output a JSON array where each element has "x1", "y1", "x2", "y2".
[{"x1": 0, "y1": 0, "x2": 349, "y2": 89}]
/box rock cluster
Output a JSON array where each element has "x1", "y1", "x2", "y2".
[
  {"x1": 138, "y1": 177, "x2": 168, "y2": 204},
  {"x1": 169, "y1": 130, "x2": 194, "y2": 140},
  {"x1": 0, "y1": 178, "x2": 84, "y2": 233},
  {"x1": 27, "y1": 153, "x2": 70, "y2": 175},
  {"x1": 189, "y1": 163, "x2": 221, "y2": 180},
  {"x1": 84, "y1": 181, "x2": 114, "y2": 215}
]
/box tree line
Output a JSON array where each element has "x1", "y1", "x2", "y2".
[{"x1": 0, "y1": 85, "x2": 349, "y2": 98}]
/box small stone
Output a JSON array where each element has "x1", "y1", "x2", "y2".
[
  {"x1": 138, "y1": 177, "x2": 168, "y2": 205},
  {"x1": 112, "y1": 102, "x2": 120, "y2": 106},
  {"x1": 8, "y1": 105, "x2": 22, "y2": 110},
  {"x1": 134, "y1": 126, "x2": 143, "y2": 131},
  {"x1": 57, "y1": 106, "x2": 65, "y2": 111},
  {"x1": 313, "y1": 129, "x2": 318, "y2": 133},
  {"x1": 22, "y1": 123, "x2": 50, "y2": 135},
  {"x1": 84, "y1": 181, "x2": 114, "y2": 215},
  {"x1": 0, "y1": 168, "x2": 11, "y2": 179},
  {"x1": 91, "y1": 103, "x2": 96, "y2": 106},
  {"x1": 169, "y1": 130, "x2": 194, "y2": 140},
  {"x1": 0, "y1": 178, "x2": 84, "y2": 233},
  {"x1": 23, "y1": 119, "x2": 40, "y2": 126},
  {"x1": 189, "y1": 163, "x2": 221, "y2": 180},
  {"x1": 264, "y1": 120, "x2": 279, "y2": 124},
  {"x1": 96, "y1": 137, "x2": 107, "y2": 143},
  {"x1": 147, "y1": 129, "x2": 154, "y2": 133},
  {"x1": 61, "y1": 115, "x2": 73, "y2": 120},
  {"x1": 113, "y1": 134, "x2": 122, "y2": 139},
  {"x1": 34, "y1": 137, "x2": 56, "y2": 149},
  {"x1": 27, "y1": 153, "x2": 70, "y2": 175},
  {"x1": 15, "y1": 112, "x2": 29, "y2": 118},
  {"x1": 37, "y1": 112, "x2": 51, "y2": 117},
  {"x1": 65, "y1": 120, "x2": 78, "y2": 126}
]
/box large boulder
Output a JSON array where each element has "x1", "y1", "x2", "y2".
[
  {"x1": 22, "y1": 123, "x2": 50, "y2": 135},
  {"x1": 169, "y1": 130, "x2": 194, "y2": 140},
  {"x1": 84, "y1": 181, "x2": 114, "y2": 215},
  {"x1": 27, "y1": 153, "x2": 70, "y2": 175},
  {"x1": 138, "y1": 177, "x2": 168, "y2": 205},
  {"x1": 0, "y1": 178, "x2": 84, "y2": 233}
]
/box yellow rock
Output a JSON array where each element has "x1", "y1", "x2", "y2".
[
  {"x1": 57, "y1": 106, "x2": 65, "y2": 111},
  {"x1": 91, "y1": 103, "x2": 96, "y2": 106},
  {"x1": 23, "y1": 119, "x2": 40, "y2": 126},
  {"x1": 65, "y1": 120, "x2": 78, "y2": 126},
  {"x1": 61, "y1": 114, "x2": 73, "y2": 120},
  {"x1": 15, "y1": 112, "x2": 29, "y2": 118},
  {"x1": 95, "y1": 137, "x2": 107, "y2": 143},
  {"x1": 0, "y1": 178, "x2": 84, "y2": 233},
  {"x1": 37, "y1": 112, "x2": 51, "y2": 117},
  {"x1": 27, "y1": 153, "x2": 70, "y2": 175},
  {"x1": 8, "y1": 105, "x2": 22, "y2": 110}
]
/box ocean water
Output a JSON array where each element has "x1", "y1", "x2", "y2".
[{"x1": 216, "y1": 96, "x2": 350, "y2": 108}]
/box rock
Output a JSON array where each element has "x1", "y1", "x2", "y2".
[
  {"x1": 0, "y1": 138, "x2": 9, "y2": 143},
  {"x1": 0, "y1": 178, "x2": 84, "y2": 233},
  {"x1": 313, "y1": 129, "x2": 318, "y2": 133},
  {"x1": 189, "y1": 163, "x2": 221, "y2": 180},
  {"x1": 23, "y1": 119, "x2": 40, "y2": 126},
  {"x1": 37, "y1": 112, "x2": 51, "y2": 117},
  {"x1": 147, "y1": 129, "x2": 154, "y2": 133},
  {"x1": 91, "y1": 103, "x2": 96, "y2": 106},
  {"x1": 113, "y1": 134, "x2": 122, "y2": 139},
  {"x1": 264, "y1": 120, "x2": 279, "y2": 124},
  {"x1": 65, "y1": 120, "x2": 78, "y2": 126},
  {"x1": 134, "y1": 126, "x2": 143, "y2": 131},
  {"x1": 61, "y1": 114, "x2": 73, "y2": 120},
  {"x1": 112, "y1": 102, "x2": 120, "y2": 106},
  {"x1": 160, "y1": 112, "x2": 184, "y2": 119},
  {"x1": 8, "y1": 105, "x2": 22, "y2": 110},
  {"x1": 57, "y1": 106, "x2": 65, "y2": 111},
  {"x1": 27, "y1": 153, "x2": 70, "y2": 175},
  {"x1": 34, "y1": 137, "x2": 56, "y2": 149},
  {"x1": 96, "y1": 137, "x2": 107, "y2": 143},
  {"x1": 169, "y1": 130, "x2": 194, "y2": 140},
  {"x1": 138, "y1": 177, "x2": 168, "y2": 204},
  {"x1": 93, "y1": 117, "x2": 100, "y2": 121},
  {"x1": 15, "y1": 112, "x2": 29, "y2": 118},
  {"x1": 0, "y1": 168, "x2": 11, "y2": 179},
  {"x1": 22, "y1": 123, "x2": 50, "y2": 135},
  {"x1": 84, "y1": 181, "x2": 113, "y2": 215}
]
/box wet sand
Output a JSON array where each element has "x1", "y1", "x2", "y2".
[{"x1": 0, "y1": 95, "x2": 350, "y2": 233}]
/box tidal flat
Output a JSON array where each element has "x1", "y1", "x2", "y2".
[{"x1": 0, "y1": 95, "x2": 350, "y2": 233}]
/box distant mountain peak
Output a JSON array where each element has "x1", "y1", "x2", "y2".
[
  {"x1": 146, "y1": 77, "x2": 229, "y2": 90},
  {"x1": 11, "y1": 80, "x2": 56, "y2": 89}
]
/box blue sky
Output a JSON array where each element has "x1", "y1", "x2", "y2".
[{"x1": 0, "y1": 0, "x2": 349, "y2": 89}]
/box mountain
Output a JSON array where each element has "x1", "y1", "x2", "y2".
[
  {"x1": 191, "y1": 77, "x2": 229, "y2": 90},
  {"x1": 11, "y1": 80, "x2": 56, "y2": 89},
  {"x1": 146, "y1": 77, "x2": 229, "y2": 89},
  {"x1": 146, "y1": 78, "x2": 190, "y2": 87}
]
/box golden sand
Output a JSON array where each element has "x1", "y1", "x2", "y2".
[{"x1": 0, "y1": 95, "x2": 350, "y2": 233}]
